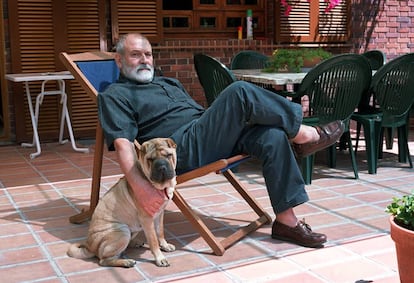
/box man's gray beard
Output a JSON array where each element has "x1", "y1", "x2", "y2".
[{"x1": 123, "y1": 66, "x2": 154, "y2": 83}]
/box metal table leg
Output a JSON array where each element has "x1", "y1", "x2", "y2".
[
  {"x1": 22, "y1": 79, "x2": 89, "y2": 158},
  {"x1": 21, "y1": 81, "x2": 42, "y2": 159},
  {"x1": 57, "y1": 79, "x2": 89, "y2": 153}
]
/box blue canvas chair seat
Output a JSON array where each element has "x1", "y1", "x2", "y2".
[
  {"x1": 76, "y1": 60, "x2": 120, "y2": 92},
  {"x1": 60, "y1": 51, "x2": 271, "y2": 256}
]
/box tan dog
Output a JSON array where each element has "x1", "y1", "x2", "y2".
[{"x1": 67, "y1": 138, "x2": 177, "y2": 268}]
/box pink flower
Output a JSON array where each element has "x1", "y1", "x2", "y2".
[
  {"x1": 282, "y1": 0, "x2": 341, "y2": 16},
  {"x1": 284, "y1": 6, "x2": 292, "y2": 16},
  {"x1": 325, "y1": 0, "x2": 341, "y2": 12}
]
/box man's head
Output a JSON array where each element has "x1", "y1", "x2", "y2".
[{"x1": 115, "y1": 33, "x2": 154, "y2": 83}]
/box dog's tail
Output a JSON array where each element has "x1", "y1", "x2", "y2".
[{"x1": 67, "y1": 243, "x2": 95, "y2": 259}]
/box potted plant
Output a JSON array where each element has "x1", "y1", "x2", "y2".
[
  {"x1": 263, "y1": 48, "x2": 332, "y2": 73},
  {"x1": 386, "y1": 192, "x2": 414, "y2": 283}
]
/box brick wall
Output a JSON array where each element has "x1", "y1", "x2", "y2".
[
  {"x1": 152, "y1": 39, "x2": 349, "y2": 107},
  {"x1": 152, "y1": 39, "x2": 276, "y2": 107},
  {"x1": 351, "y1": 0, "x2": 414, "y2": 60}
]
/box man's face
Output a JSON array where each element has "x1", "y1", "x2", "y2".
[{"x1": 118, "y1": 36, "x2": 154, "y2": 83}]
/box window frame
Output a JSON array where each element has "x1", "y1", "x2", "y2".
[{"x1": 162, "y1": 0, "x2": 265, "y2": 39}]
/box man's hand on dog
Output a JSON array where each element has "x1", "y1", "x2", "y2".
[
  {"x1": 132, "y1": 180, "x2": 166, "y2": 217},
  {"x1": 114, "y1": 138, "x2": 168, "y2": 217}
]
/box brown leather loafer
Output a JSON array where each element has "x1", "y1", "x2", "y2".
[
  {"x1": 271, "y1": 219, "x2": 327, "y2": 248},
  {"x1": 293, "y1": 120, "x2": 345, "y2": 159}
]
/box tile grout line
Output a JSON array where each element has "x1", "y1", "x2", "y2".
[{"x1": 2, "y1": 188, "x2": 68, "y2": 282}]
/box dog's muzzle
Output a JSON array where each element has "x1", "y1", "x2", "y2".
[{"x1": 150, "y1": 158, "x2": 176, "y2": 183}]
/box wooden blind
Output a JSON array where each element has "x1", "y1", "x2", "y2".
[
  {"x1": 64, "y1": 0, "x2": 106, "y2": 137},
  {"x1": 278, "y1": 0, "x2": 311, "y2": 39},
  {"x1": 318, "y1": 0, "x2": 349, "y2": 38},
  {"x1": 8, "y1": 0, "x2": 60, "y2": 141},
  {"x1": 111, "y1": 0, "x2": 162, "y2": 45},
  {"x1": 8, "y1": 0, "x2": 106, "y2": 141},
  {"x1": 275, "y1": 0, "x2": 350, "y2": 43}
]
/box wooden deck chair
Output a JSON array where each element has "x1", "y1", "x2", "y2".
[{"x1": 59, "y1": 51, "x2": 272, "y2": 256}]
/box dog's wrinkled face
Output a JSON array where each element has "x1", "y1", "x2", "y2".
[{"x1": 136, "y1": 138, "x2": 177, "y2": 191}]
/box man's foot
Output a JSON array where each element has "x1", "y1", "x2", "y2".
[
  {"x1": 271, "y1": 219, "x2": 327, "y2": 248},
  {"x1": 292, "y1": 120, "x2": 345, "y2": 159}
]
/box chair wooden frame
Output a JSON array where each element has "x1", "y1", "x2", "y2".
[{"x1": 59, "y1": 51, "x2": 272, "y2": 256}]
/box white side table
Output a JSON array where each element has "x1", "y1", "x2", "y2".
[{"x1": 6, "y1": 71, "x2": 89, "y2": 159}]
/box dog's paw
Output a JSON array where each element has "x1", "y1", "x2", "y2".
[
  {"x1": 121, "y1": 259, "x2": 137, "y2": 268},
  {"x1": 155, "y1": 257, "x2": 170, "y2": 267},
  {"x1": 99, "y1": 258, "x2": 136, "y2": 268},
  {"x1": 160, "y1": 243, "x2": 175, "y2": 252}
]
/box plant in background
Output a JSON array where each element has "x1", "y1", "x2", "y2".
[
  {"x1": 386, "y1": 192, "x2": 414, "y2": 231},
  {"x1": 263, "y1": 48, "x2": 332, "y2": 73}
]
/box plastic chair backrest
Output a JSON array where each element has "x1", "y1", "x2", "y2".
[
  {"x1": 362, "y1": 50, "x2": 386, "y2": 70},
  {"x1": 194, "y1": 53, "x2": 237, "y2": 106},
  {"x1": 297, "y1": 53, "x2": 372, "y2": 124},
  {"x1": 230, "y1": 50, "x2": 269, "y2": 70},
  {"x1": 371, "y1": 53, "x2": 414, "y2": 126}
]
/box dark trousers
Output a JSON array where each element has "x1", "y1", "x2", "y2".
[{"x1": 172, "y1": 81, "x2": 308, "y2": 214}]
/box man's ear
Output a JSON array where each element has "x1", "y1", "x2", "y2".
[{"x1": 114, "y1": 53, "x2": 122, "y2": 69}]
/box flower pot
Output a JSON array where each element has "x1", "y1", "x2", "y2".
[
  {"x1": 301, "y1": 57, "x2": 322, "y2": 72},
  {"x1": 276, "y1": 66, "x2": 297, "y2": 73},
  {"x1": 303, "y1": 57, "x2": 322, "y2": 68},
  {"x1": 389, "y1": 216, "x2": 414, "y2": 283}
]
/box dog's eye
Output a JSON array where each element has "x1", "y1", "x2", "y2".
[
  {"x1": 147, "y1": 157, "x2": 154, "y2": 162},
  {"x1": 166, "y1": 153, "x2": 173, "y2": 159}
]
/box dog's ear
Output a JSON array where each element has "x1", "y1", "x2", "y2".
[
  {"x1": 133, "y1": 140, "x2": 142, "y2": 158},
  {"x1": 166, "y1": 138, "x2": 177, "y2": 149}
]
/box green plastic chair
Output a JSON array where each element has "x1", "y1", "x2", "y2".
[
  {"x1": 230, "y1": 50, "x2": 269, "y2": 70},
  {"x1": 289, "y1": 54, "x2": 372, "y2": 184},
  {"x1": 194, "y1": 53, "x2": 237, "y2": 106},
  {"x1": 359, "y1": 50, "x2": 395, "y2": 149},
  {"x1": 362, "y1": 50, "x2": 386, "y2": 71},
  {"x1": 351, "y1": 53, "x2": 414, "y2": 174}
]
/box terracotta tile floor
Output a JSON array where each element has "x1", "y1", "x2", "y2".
[{"x1": 1, "y1": 133, "x2": 413, "y2": 283}]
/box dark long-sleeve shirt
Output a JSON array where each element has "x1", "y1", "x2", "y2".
[{"x1": 98, "y1": 75, "x2": 205, "y2": 150}]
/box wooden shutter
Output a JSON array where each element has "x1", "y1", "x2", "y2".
[
  {"x1": 111, "y1": 0, "x2": 162, "y2": 45},
  {"x1": 8, "y1": 0, "x2": 60, "y2": 142},
  {"x1": 8, "y1": 0, "x2": 106, "y2": 142},
  {"x1": 276, "y1": 0, "x2": 311, "y2": 42},
  {"x1": 318, "y1": 0, "x2": 349, "y2": 40},
  {"x1": 275, "y1": 0, "x2": 350, "y2": 43},
  {"x1": 64, "y1": 0, "x2": 107, "y2": 138}
]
